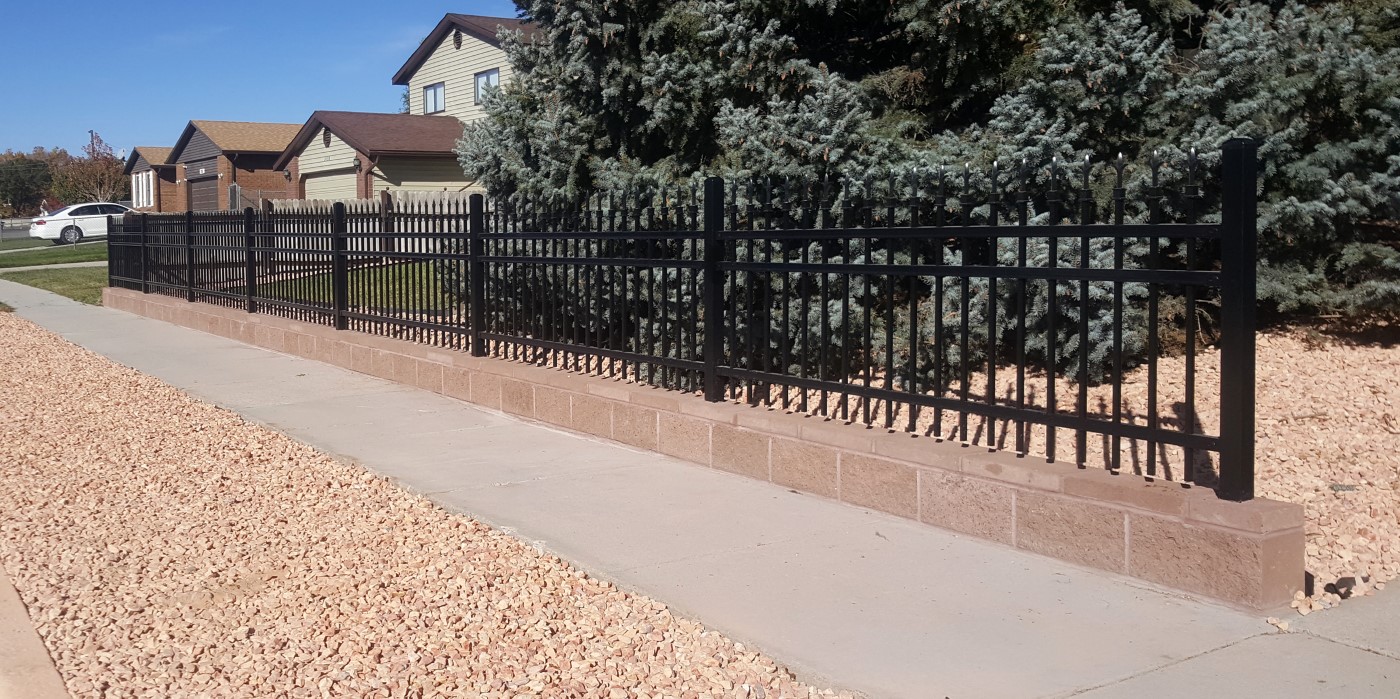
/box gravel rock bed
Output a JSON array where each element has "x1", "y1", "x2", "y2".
[{"x1": 0, "y1": 312, "x2": 851, "y2": 699}]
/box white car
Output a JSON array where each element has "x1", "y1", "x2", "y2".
[{"x1": 30, "y1": 203, "x2": 132, "y2": 245}]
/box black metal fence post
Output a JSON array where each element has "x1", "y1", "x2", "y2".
[
  {"x1": 331, "y1": 202, "x2": 349, "y2": 330},
  {"x1": 243, "y1": 207, "x2": 256, "y2": 314},
  {"x1": 468, "y1": 193, "x2": 486, "y2": 356},
  {"x1": 139, "y1": 213, "x2": 149, "y2": 294},
  {"x1": 105, "y1": 215, "x2": 114, "y2": 287},
  {"x1": 1217, "y1": 138, "x2": 1259, "y2": 502},
  {"x1": 184, "y1": 211, "x2": 195, "y2": 302},
  {"x1": 702, "y1": 177, "x2": 725, "y2": 402}
]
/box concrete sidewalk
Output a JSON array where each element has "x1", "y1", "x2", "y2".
[
  {"x1": 2, "y1": 279, "x2": 1397, "y2": 698},
  {"x1": 0, "y1": 261, "x2": 106, "y2": 274}
]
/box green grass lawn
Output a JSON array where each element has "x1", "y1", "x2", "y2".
[
  {"x1": 255, "y1": 261, "x2": 458, "y2": 313},
  {"x1": 0, "y1": 243, "x2": 108, "y2": 269},
  {"x1": 0, "y1": 267, "x2": 107, "y2": 305},
  {"x1": 0, "y1": 238, "x2": 51, "y2": 252}
]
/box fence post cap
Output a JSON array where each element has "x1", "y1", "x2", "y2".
[{"x1": 1223, "y1": 137, "x2": 1259, "y2": 151}]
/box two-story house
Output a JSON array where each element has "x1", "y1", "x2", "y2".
[
  {"x1": 275, "y1": 14, "x2": 528, "y2": 200},
  {"x1": 391, "y1": 14, "x2": 528, "y2": 121}
]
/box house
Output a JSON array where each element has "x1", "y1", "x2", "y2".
[
  {"x1": 391, "y1": 14, "x2": 530, "y2": 123},
  {"x1": 166, "y1": 120, "x2": 302, "y2": 210},
  {"x1": 274, "y1": 111, "x2": 474, "y2": 200},
  {"x1": 123, "y1": 147, "x2": 177, "y2": 213}
]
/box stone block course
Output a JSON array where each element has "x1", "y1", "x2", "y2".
[
  {"x1": 920, "y1": 470, "x2": 1015, "y2": 546},
  {"x1": 839, "y1": 454, "x2": 919, "y2": 520},
  {"x1": 657, "y1": 413, "x2": 711, "y2": 465},
  {"x1": 570, "y1": 394, "x2": 613, "y2": 439},
  {"x1": 102, "y1": 288, "x2": 1307, "y2": 610},
  {"x1": 1016, "y1": 492, "x2": 1126, "y2": 573},
  {"x1": 612, "y1": 404, "x2": 659, "y2": 451},
  {"x1": 769, "y1": 438, "x2": 839, "y2": 499},
  {"x1": 711, "y1": 425, "x2": 771, "y2": 481}
]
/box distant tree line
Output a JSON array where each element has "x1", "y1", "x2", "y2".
[{"x1": 0, "y1": 131, "x2": 126, "y2": 217}]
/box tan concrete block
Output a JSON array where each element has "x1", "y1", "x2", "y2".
[
  {"x1": 711, "y1": 424, "x2": 771, "y2": 481},
  {"x1": 501, "y1": 379, "x2": 534, "y2": 417},
  {"x1": 470, "y1": 371, "x2": 503, "y2": 410},
  {"x1": 422, "y1": 348, "x2": 460, "y2": 367},
  {"x1": 295, "y1": 332, "x2": 318, "y2": 359},
  {"x1": 1186, "y1": 492, "x2": 1304, "y2": 535},
  {"x1": 350, "y1": 345, "x2": 374, "y2": 374},
  {"x1": 613, "y1": 404, "x2": 659, "y2": 451},
  {"x1": 1016, "y1": 491, "x2": 1126, "y2": 573},
  {"x1": 586, "y1": 381, "x2": 633, "y2": 402},
  {"x1": 414, "y1": 360, "x2": 444, "y2": 393},
  {"x1": 736, "y1": 408, "x2": 805, "y2": 438},
  {"x1": 770, "y1": 438, "x2": 838, "y2": 498},
  {"x1": 870, "y1": 432, "x2": 962, "y2": 472},
  {"x1": 570, "y1": 394, "x2": 613, "y2": 439},
  {"x1": 390, "y1": 352, "x2": 418, "y2": 383},
  {"x1": 800, "y1": 419, "x2": 876, "y2": 453},
  {"x1": 442, "y1": 367, "x2": 472, "y2": 401},
  {"x1": 1129, "y1": 513, "x2": 1304, "y2": 610},
  {"x1": 329, "y1": 340, "x2": 354, "y2": 370},
  {"x1": 627, "y1": 386, "x2": 685, "y2": 413},
  {"x1": 534, "y1": 369, "x2": 594, "y2": 394},
  {"x1": 840, "y1": 454, "x2": 918, "y2": 520},
  {"x1": 534, "y1": 386, "x2": 573, "y2": 427},
  {"x1": 310, "y1": 336, "x2": 337, "y2": 365},
  {"x1": 964, "y1": 452, "x2": 1075, "y2": 493},
  {"x1": 1062, "y1": 469, "x2": 1189, "y2": 516},
  {"x1": 677, "y1": 398, "x2": 745, "y2": 425},
  {"x1": 658, "y1": 413, "x2": 712, "y2": 465},
  {"x1": 920, "y1": 470, "x2": 1015, "y2": 545}
]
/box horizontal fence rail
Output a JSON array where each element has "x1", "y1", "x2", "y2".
[{"x1": 109, "y1": 141, "x2": 1259, "y2": 501}]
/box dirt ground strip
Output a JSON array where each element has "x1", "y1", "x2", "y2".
[{"x1": 0, "y1": 312, "x2": 851, "y2": 698}]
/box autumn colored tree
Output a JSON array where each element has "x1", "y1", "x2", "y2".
[{"x1": 51, "y1": 131, "x2": 125, "y2": 204}]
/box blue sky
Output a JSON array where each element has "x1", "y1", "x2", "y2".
[{"x1": 0, "y1": 0, "x2": 519, "y2": 156}]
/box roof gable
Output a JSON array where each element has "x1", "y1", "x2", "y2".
[
  {"x1": 392, "y1": 13, "x2": 532, "y2": 86},
  {"x1": 274, "y1": 111, "x2": 465, "y2": 170},
  {"x1": 168, "y1": 120, "x2": 302, "y2": 163},
  {"x1": 124, "y1": 146, "x2": 173, "y2": 175}
]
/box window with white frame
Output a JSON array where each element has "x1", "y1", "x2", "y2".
[
  {"x1": 131, "y1": 171, "x2": 154, "y2": 208},
  {"x1": 474, "y1": 69, "x2": 499, "y2": 105},
  {"x1": 423, "y1": 82, "x2": 445, "y2": 114}
]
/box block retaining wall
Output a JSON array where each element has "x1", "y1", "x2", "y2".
[{"x1": 103, "y1": 287, "x2": 1305, "y2": 611}]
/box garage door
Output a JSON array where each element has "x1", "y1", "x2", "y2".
[
  {"x1": 189, "y1": 178, "x2": 218, "y2": 211},
  {"x1": 304, "y1": 171, "x2": 358, "y2": 200}
]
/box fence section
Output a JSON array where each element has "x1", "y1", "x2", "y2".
[{"x1": 109, "y1": 141, "x2": 1258, "y2": 500}]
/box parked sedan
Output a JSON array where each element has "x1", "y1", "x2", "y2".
[{"x1": 30, "y1": 203, "x2": 132, "y2": 244}]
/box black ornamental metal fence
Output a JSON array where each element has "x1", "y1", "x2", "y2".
[{"x1": 109, "y1": 140, "x2": 1259, "y2": 500}]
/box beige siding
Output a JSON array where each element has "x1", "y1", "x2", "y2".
[
  {"x1": 304, "y1": 171, "x2": 358, "y2": 200},
  {"x1": 297, "y1": 129, "x2": 359, "y2": 174},
  {"x1": 372, "y1": 157, "x2": 476, "y2": 194},
  {"x1": 406, "y1": 31, "x2": 512, "y2": 123}
]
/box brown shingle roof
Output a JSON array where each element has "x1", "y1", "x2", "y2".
[
  {"x1": 135, "y1": 146, "x2": 172, "y2": 165},
  {"x1": 274, "y1": 111, "x2": 465, "y2": 170},
  {"x1": 392, "y1": 14, "x2": 534, "y2": 86},
  {"x1": 124, "y1": 146, "x2": 174, "y2": 174},
  {"x1": 191, "y1": 120, "x2": 302, "y2": 154}
]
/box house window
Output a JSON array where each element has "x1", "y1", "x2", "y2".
[
  {"x1": 423, "y1": 82, "x2": 445, "y2": 114},
  {"x1": 132, "y1": 171, "x2": 154, "y2": 208},
  {"x1": 474, "y1": 69, "x2": 500, "y2": 105}
]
